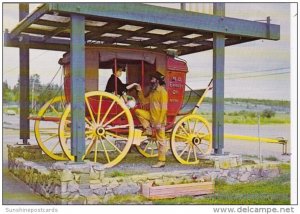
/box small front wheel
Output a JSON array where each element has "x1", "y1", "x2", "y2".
[
  {"x1": 136, "y1": 138, "x2": 158, "y2": 158},
  {"x1": 170, "y1": 114, "x2": 212, "y2": 165},
  {"x1": 34, "y1": 96, "x2": 68, "y2": 161}
]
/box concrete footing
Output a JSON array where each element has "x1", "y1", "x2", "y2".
[{"x1": 200, "y1": 154, "x2": 243, "y2": 169}]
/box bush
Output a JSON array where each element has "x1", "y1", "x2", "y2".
[{"x1": 261, "y1": 109, "x2": 276, "y2": 118}]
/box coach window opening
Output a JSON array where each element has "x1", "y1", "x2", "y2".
[{"x1": 110, "y1": 58, "x2": 156, "y2": 96}]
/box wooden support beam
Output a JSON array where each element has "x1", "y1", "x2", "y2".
[
  {"x1": 19, "y1": 3, "x2": 30, "y2": 145},
  {"x1": 4, "y1": 32, "x2": 70, "y2": 51},
  {"x1": 212, "y1": 3, "x2": 225, "y2": 155},
  {"x1": 70, "y1": 14, "x2": 86, "y2": 162}
]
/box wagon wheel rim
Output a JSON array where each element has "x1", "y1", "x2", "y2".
[
  {"x1": 136, "y1": 138, "x2": 159, "y2": 158},
  {"x1": 34, "y1": 96, "x2": 68, "y2": 160},
  {"x1": 171, "y1": 114, "x2": 212, "y2": 165},
  {"x1": 59, "y1": 91, "x2": 134, "y2": 168}
]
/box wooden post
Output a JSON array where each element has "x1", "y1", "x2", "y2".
[
  {"x1": 19, "y1": 3, "x2": 30, "y2": 144},
  {"x1": 70, "y1": 14, "x2": 86, "y2": 162},
  {"x1": 212, "y1": 3, "x2": 225, "y2": 155}
]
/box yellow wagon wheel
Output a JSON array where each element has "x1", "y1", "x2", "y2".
[
  {"x1": 136, "y1": 138, "x2": 158, "y2": 158},
  {"x1": 59, "y1": 91, "x2": 134, "y2": 168},
  {"x1": 34, "y1": 96, "x2": 68, "y2": 160},
  {"x1": 136, "y1": 136, "x2": 170, "y2": 158},
  {"x1": 170, "y1": 114, "x2": 212, "y2": 165}
]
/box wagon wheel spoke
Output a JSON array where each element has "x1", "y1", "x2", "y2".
[
  {"x1": 103, "y1": 136, "x2": 122, "y2": 154},
  {"x1": 195, "y1": 123, "x2": 205, "y2": 134},
  {"x1": 175, "y1": 134, "x2": 190, "y2": 141},
  {"x1": 150, "y1": 144, "x2": 155, "y2": 156},
  {"x1": 143, "y1": 141, "x2": 150, "y2": 152},
  {"x1": 100, "y1": 100, "x2": 116, "y2": 126},
  {"x1": 103, "y1": 110, "x2": 125, "y2": 127},
  {"x1": 50, "y1": 141, "x2": 60, "y2": 153},
  {"x1": 136, "y1": 138, "x2": 159, "y2": 158},
  {"x1": 49, "y1": 104, "x2": 60, "y2": 116},
  {"x1": 186, "y1": 146, "x2": 192, "y2": 162},
  {"x1": 85, "y1": 130, "x2": 93, "y2": 135},
  {"x1": 96, "y1": 95, "x2": 103, "y2": 124},
  {"x1": 105, "y1": 124, "x2": 129, "y2": 130},
  {"x1": 85, "y1": 97, "x2": 96, "y2": 124},
  {"x1": 179, "y1": 124, "x2": 189, "y2": 136},
  {"x1": 192, "y1": 118, "x2": 198, "y2": 134},
  {"x1": 105, "y1": 131, "x2": 128, "y2": 140},
  {"x1": 42, "y1": 134, "x2": 58, "y2": 143},
  {"x1": 94, "y1": 139, "x2": 98, "y2": 162},
  {"x1": 186, "y1": 119, "x2": 191, "y2": 134},
  {"x1": 85, "y1": 117, "x2": 94, "y2": 127},
  {"x1": 193, "y1": 146, "x2": 198, "y2": 162},
  {"x1": 194, "y1": 144, "x2": 203, "y2": 154},
  {"x1": 179, "y1": 142, "x2": 189, "y2": 157},
  {"x1": 100, "y1": 138, "x2": 111, "y2": 163}
]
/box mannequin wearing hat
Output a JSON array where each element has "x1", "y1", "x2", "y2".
[
  {"x1": 135, "y1": 71, "x2": 168, "y2": 168},
  {"x1": 105, "y1": 65, "x2": 139, "y2": 96}
]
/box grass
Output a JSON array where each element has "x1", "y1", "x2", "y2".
[
  {"x1": 202, "y1": 112, "x2": 290, "y2": 125},
  {"x1": 104, "y1": 172, "x2": 290, "y2": 205},
  {"x1": 3, "y1": 107, "x2": 19, "y2": 114},
  {"x1": 264, "y1": 155, "x2": 279, "y2": 161},
  {"x1": 277, "y1": 163, "x2": 290, "y2": 173},
  {"x1": 153, "y1": 173, "x2": 290, "y2": 205},
  {"x1": 104, "y1": 163, "x2": 291, "y2": 205},
  {"x1": 107, "y1": 195, "x2": 150, "y2": 204}
]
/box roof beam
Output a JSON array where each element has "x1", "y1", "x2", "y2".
[
  {"x1": 10, "y1": 4, "x2": 50, "y2": 39},
  {"x1": 4, "y1": 32, "x2": 69, "y2": 51},
  {"x1": 48, "y1": 3, "x2": 280, "y2": 40}
]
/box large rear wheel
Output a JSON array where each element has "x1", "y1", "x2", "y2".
[{"x1": 59, "y1": 91, "x2": 134, "y2": 168}]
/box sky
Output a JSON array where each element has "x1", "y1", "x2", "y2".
[{"x1": 2, "y1": 2, "x2": 294, "y2": 100}]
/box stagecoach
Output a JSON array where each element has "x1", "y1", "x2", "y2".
[{"x1": 32, "y1": 46, "x2": 213, "y2": 168}]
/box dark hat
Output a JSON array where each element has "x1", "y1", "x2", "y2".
[
  {"x1": 150, "y1": 71, "x2": 164, "y2": 80},
  {"x1": 150, "y1": 71, "x2": 165, "y2": 85}
]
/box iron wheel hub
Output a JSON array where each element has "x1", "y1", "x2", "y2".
[
  {"x1": 96, "y1": 127, "x2": 105, "y2": 136},
  {"x1": 192, "y1": 137, "x2": 201, "y2": 145}
]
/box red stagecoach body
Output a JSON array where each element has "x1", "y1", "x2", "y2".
[{"x1": 59, "y1": 47, "x2": 188, "y2": 129}]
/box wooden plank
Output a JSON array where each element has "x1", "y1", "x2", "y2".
[{"x1": 142, "y1": 181, "x2": 214, "y2": 199}]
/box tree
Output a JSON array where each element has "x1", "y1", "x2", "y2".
[
  {"x1": 261, "y1": 109, "x2": 276, "y2": 118},
  {"x1": 3, "y1": 81, "x2": 14, "y2": 103}
]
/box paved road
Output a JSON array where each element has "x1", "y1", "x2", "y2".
[{"x1": 2, "y1": 126, "x2": 49, "y2": 205}]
